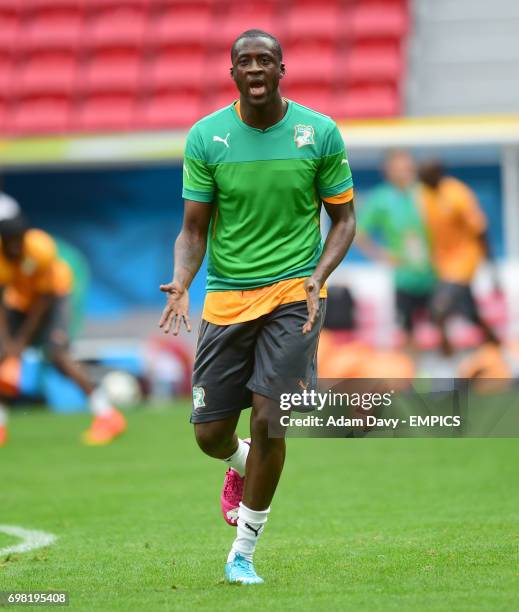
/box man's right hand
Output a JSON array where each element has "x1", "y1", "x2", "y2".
[{"x1": 159, "y1": 280, "x2": 192, "y2": 335}]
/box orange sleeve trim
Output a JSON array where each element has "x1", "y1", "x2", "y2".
[{"x1": 322, "y1": 188, "x2": 354, "y2": 205}]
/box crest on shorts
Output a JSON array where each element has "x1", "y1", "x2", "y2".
[
  {"x1": 294, "y1": 124, "x2": 315, "y2": 148},
  {"x1": 192, "y1": 386, "x2": 206, "y2": 409}
]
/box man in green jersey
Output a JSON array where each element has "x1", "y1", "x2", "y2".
[
  {"x1": 357, "y1": 150, "x2": 436, "y2": 339},
  {"x1": 159, "y1": 30, "x2": 356, "y2": 585}
]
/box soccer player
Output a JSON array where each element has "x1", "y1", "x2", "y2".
[
  {"x1": 419, "y1": 160, "x2": 498, "y2": 354},
  {"x1": 159, "y1": 30, "x2": 356, "y2": 584},
  {"x1": 356, "y1": 150, "x2": 436, "y2": 342},
  {"x1": 0, "y1": 214, "x2": 126, "y2": 446}
]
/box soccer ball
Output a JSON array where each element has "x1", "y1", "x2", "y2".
[{"x1": 102, "y1": 371, "x2": 142, "y2": 409}]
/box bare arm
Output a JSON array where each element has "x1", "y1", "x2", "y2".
[
  {"x1": 159, "y1": 200, "x2": 213, "y2": 335},
  {"x1": 303, "y1": 201, "x2": 356, "y2": 333},
  {"x1": 12, "y1": 294, "x2": 53, "y2": 355},
  {"x1": 0, "y1": 292, "x2": 14, "y2": 357}
]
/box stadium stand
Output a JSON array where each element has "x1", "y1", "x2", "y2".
[{"x1": 0, "y1": 0, "x2": 409, "y2": 135}]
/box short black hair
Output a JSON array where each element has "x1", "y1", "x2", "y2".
[
  {"x1": 231, "y1": 29, "x2": 283, "y2": 62},
  {"x1": 0, "y1": 213, "x2": 28, "y2": 238},
  {"x1": 418, "y1": 160, "x2": 445, "y2": 189}
]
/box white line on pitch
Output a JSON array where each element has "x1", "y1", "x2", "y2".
[{"x1": 0, "y1": 525, "x2": 57, "y2": 556}]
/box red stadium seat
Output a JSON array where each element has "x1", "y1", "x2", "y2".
[
  {"x1": 82, "y1": 49, "x2": 142, "y2": 93},
  {"x1": 11, "y1": 94, "x2": 71, "y2": 134},
  {"x1": 0, "y1": 98, "x2": 6, "y2": 134},
  {"x1": 350, "y1": 2, "x2": 408, "y2": 39},
  {"x1": 282, "y1": 84, "x2": 333, "y2": 116},
  {"x1": 342, "y1": 43, "x2": 402, "y2": 83},
  {"x1": 22, "y1": 7, "x2": 83, "y2": 51},
  {"x1": 0, "y1": 8, "x2": 20, "y2": 51},
  {"x1": 86, "y1": 1, "x2": 154, "y2": 7},
  {"x1": 334, "y1": 84, "x2": 400, "y2": 118},
  {"x1": 205, "y1": 50, "x2": 234, "y2": 88},
  {"x1": 0, "y1": 52, "x2": 14, "y2": 93},
  {"x1": 138, "y1": 91, "x2": 202, "y2": 129},
  {"x1": 17, "y1": 51, "x2": 78, "y2": 95},
  {"x1": 146, "y1": 47, "x2": 205, "y2": 92},
  {"x1": 154, "y1": 0, "x2": 213, "y2": 9},
  {"x1": 284, "y1": 43, "x2": 337, "y2": 86},
  {"x1": 214, "y1": 4, "x2": 276, "y2": 49},
  {"x1": 202, "y1": 82, "x2": 238, "y2": 115},
  {"x1": 76, "y1": 92, "x2": 136, "y2": 131},
  {"x1": 158, "y1": 0, "x2": 213, "y2": 5},
  {"x1": 148, "y1": 6, "x2": 211, "y2": 47},
  {"x1": 87, "y1": 6, "x2": 148, "y2": 48},
  {"x1": 0, "y1": 0, "x2": 21, "y2": 9},
  {"x1": 26, "y1": 1, "x2": 84, "y2": 8},
  {"x1": 285, "y1": 3, "x2": 340, "y2": 43}
]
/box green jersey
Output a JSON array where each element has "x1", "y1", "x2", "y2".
[
  {"x1": 182, "y1": 100, "x2": 353, "y2": 291},
  {"x1": 357, "y1": 183, "x2": 436, "y2": 295}
]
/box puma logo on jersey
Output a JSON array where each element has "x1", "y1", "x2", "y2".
[
  {"x1": 213, "y1": 133, "x2": 230, "y2": 148},
  {"x1": 341, "y1": 159, "x2": 349, "y2": 165}
]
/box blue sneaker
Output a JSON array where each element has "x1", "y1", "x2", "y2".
[{"x1": 225, "y1": 553, "x2": 264, "y2": 585}]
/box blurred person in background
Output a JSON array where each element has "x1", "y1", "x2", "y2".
[
  {"x1": 418, "y1": 161, "x2": 499, "y2": 354},
  {"x1": 356, "y1": 150, "x2": 436, "y2": 344},
  {"x1": 0, "y1": 212, "x2": 126, "y2": 446},
  {"x1": 458, "y1": 339, "x2": 519, "y2": 388}
]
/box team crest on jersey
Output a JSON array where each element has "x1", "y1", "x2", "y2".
[
  {"x1": 294, "y1": 124, "x2": 315, "y2": 148},
  {"x1": 192, "y1": 386, "x2": 206, "y2": 409}
]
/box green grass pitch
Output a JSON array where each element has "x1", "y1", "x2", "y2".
[{"x1": 1, "y1": 404, "x2": 517, "y2": 611}]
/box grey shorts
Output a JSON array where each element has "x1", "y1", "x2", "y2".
[
  {"x1": 191, "y1": 299, "x2": 326, "y2": 423},
  {"x1": 4, "y1": 295, "x2": 70, "y2": 355},
  {"x1": 430, "y1": 282, "x2": 480, "y2": 323}
]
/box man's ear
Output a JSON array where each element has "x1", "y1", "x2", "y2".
[
  {"x1": 230, "y1": 66, "x2": 234, "y2": 79},
  {"x1": 280, "y1": 63, "x2": 286, "y2": 79}
]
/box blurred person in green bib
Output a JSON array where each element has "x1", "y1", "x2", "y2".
[{"x1": 357, "y1": 150, "x2": 436, "y2": 343}]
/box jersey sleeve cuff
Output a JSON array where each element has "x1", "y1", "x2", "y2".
[
  {"x1": 322, "y1": 188, "x2": 354, "y2": 204},
  {"x1": 182, "y1": 188, "x2": 214, "y2": 203},
  {"x1": 319, "y1": 176, "x2": 354, "y2": 199}
]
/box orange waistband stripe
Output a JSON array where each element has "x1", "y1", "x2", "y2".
[{"x1": 202, "y1": 277, "x2": 327, "y2": 325}]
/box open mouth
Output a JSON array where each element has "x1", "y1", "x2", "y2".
[{"x1": 248, "y1": 81, "x2": 267, "y2": 97}]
